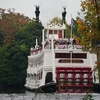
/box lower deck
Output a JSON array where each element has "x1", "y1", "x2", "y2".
[{"x1": 25, "y1": 66, "x2": 100, "y2": 93}]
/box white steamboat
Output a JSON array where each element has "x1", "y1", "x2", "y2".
[{"x1": 25, "y1": 6, "x2": 99, "y2": 93}]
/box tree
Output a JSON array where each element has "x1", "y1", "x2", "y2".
[
  {"x1": 0, "y1": 8, "x2": 30, "y2": 45},
  {"x1": 77, "y1": 0, "x2": 100, "y2": 52},
  {"x1": 0, "y1": 16, "x2": 43, "y2": 87},
  {"x1": 16, "y1": 19, "x2": 43, "y2": 46},
  {"x1": 77, "y1": 0, "x2": 100, "y2": 80},
  {"x1": 0, "y1": 31, "x2": 3, "y2": 46},
  {"x1": 70, "y1": 18, "x2": 80, "y2": 38},
  {"x1": 48, "y1": 17, "x2": 62, "y2": 25},
  {"x1": 0, "y1": 46, "x2": 11, "y2": 85}
]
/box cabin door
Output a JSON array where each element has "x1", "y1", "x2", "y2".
[
  {"x1": 45, "y1": 72, "x2": 53, "y2": 84},
  {"x1": 58, "y1": 30, "x2": 62, "y2": 38}
]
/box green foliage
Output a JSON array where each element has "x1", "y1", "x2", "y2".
[
  {"x1": 16, "y1": 20, "x2": 43, "y2": 46},
  {"x1": 77, "y1": 0, "x2": 100, "y2": 53},
  {"x1": 0, "y1": 46, "x2": 11, "y2": 85},
  {"x1": 0, "y1": 9, "x2": 43, "y2": 86},
  {"x1": 48, "y1": 17, "x2": 62, "y2": 25},
  {"x1": 83, "y1": 94, "x2": 94, "y2": 100},
  {"x1": 0, "y1": 8, "x2": 30, "y2": 45},
  {"x1": 77, "y1": 0, "x2": 100, "y2": 81},
  {"x1": 7, "y1": 43, "x2": 28, "y2": 85},
  {"x1": 71, "y1": 18, "x2": 80, "y2": 37},
  {"x1": 0, "y1": 31, "x2": 3, "y2": 46}
]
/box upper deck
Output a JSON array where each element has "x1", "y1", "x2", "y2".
[{"x1": 30, "y1": 23, "x2": 82, "y2": 56}]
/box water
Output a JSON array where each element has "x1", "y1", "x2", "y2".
[{"x1": 0, "y1": 91, "x2": 100, "y2": 100}]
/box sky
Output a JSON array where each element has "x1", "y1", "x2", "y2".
[{"x1": 0, "y1": 0, "x2": 82, "y2": 26}]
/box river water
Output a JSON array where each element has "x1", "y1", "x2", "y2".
[{"x1": 0, "y1": 91, "x2": 100, "y2": 100}]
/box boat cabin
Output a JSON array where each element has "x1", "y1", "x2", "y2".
[{"x1": 45, "y1": 23, "x2": 66, "y2": 40}]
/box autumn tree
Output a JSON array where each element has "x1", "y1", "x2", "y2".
[
  {"x1": 77, "y1": 0, "x2": 100, "y2": 80},
  {"x1": 77, "y1": 0, "x2": 100, "y2": 50},
  {"x1": 0, "y1": 8, "x2": 30, "y2": 45},
  {"x1": 0, "y1": 8, "x2": 43, "y2": 88}
]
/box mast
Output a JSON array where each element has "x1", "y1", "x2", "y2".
[
  {"x1": 70, "y1": 14, "x2": 73, "y2": 39},
  {"x1": 35, "y1": 5, "x2": 40, "y2": 48},
  {"x1": 51, "y1": 36, "x2": 56, "y2": 82}
]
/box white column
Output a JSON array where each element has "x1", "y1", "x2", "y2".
[
  {"x1": 51, "y1": 36, "x2": 56, "y2": 82},
  {"x1": 90, "y1": 53, "x2": 94, "y2": 83},
  {"x1": 47, "y1": 29, "x2": 49, "y2": 40},
  {"x1": 36, "y1": 38, "x2": 38, "y2": 46},
  {"x1": 90, "y1": 53, "x2": 93, "y2": 70},
  {"x1": 70, "y1": 51, "x2": 73, "y2": 66},
  {"x1": 41, "y1": 70, "x2": 45, "y2": 86},
  {"x1": 93, "y1": 54, "x2": 99, "y2": 83},
  {"x1": 62, "y1": 30, "x2": 64, "y2": 39},
  {"x1": 57, "y1": 30, "x2": 58, "y2": 39},
  {"x1": 70, "y1": 14, "x2": 72, "y2": 39},
  {"x1": 42, "y1": 29, "x2": 44, "y2": 51}
]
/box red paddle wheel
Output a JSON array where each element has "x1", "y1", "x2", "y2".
[{"x1": 56, "y1": 67, "x2": 93, "y2": 93}]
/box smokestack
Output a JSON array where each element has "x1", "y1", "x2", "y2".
[
  {"x1": 62, "y1": 7, "x2": 67, "y2": 24},
  {"x1": 35, "y1": 5, "x2": 40, "y2": 37},
  {"x1": 35, "y1": 5, "x2": 40, "y2": 47}
]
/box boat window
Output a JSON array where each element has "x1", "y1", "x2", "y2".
[
  {"x1": 54, "y1": 30, "x2": 57, "y2": 34},
  {"x1": 49, "y1": 30, "x2": 52, "y2": 34},
  {"x1": 55, "y1": 53, "x2": 70, "y2": 58},
  {"x1": 55, "y1": 53, "x2": 87, "y2": 59},
  {"x1": 39, "y1": 71, "x2": 43, "y2": 79},
  {"x1": 72, "y1": 53, "x2": 87, "y2": 58}
]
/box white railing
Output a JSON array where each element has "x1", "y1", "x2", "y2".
[
  {"x1": 26, "y1": 79, "x2": 41, "y2": 89},
  {"x1": 30, "y1": 49, "x2": 42, "y2": 55},
  {"x1": 44, "y1": 44, "x2": 82, "y2": 50}
]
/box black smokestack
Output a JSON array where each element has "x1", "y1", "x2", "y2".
[
  {"x1": 35, "y1": 5, "x2": 40, "y2": 37},
  {"x1": 62, "y1": 7, "x2": 67, "y2": 24}
]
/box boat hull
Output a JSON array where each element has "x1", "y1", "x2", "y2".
[{"x1": 25, "y1": 82, "x2": 57, "y2": 93}]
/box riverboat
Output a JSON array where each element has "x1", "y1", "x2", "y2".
[{"x1": 25, "y1": 6, "x2": 99, "y2": 93}]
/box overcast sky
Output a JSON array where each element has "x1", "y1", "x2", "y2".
[{"x1": 0, "y1": 0, "x2": 81, "y2": 26}]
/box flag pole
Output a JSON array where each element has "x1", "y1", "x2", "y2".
[
  {"x1": 70, "y1": 14, "x2": 72, "y2": 39},
  {"x1": 70, "y1": 14, "x2": 73, "y2": 65}
]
